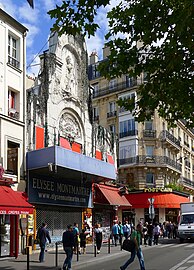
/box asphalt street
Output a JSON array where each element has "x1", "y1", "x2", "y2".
[{"x1": 1, "y1": 238, "x2": 194, "y2": 270}]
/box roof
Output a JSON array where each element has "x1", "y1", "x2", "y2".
[
  {"x1": 125, "y1": 192, "x2": 190, "y2": 208},
  {"x1": 94, "y1": 184, "x2": 132, "y2": 207},
  {"x1": 0, "y1": 186, "x2": 34, "y2": 214}
]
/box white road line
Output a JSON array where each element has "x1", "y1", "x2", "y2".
[{"x1": 169, "y1": 254, "x2": 194, "y2": 270}]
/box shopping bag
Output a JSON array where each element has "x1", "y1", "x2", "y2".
[{"x1": 122, "y1": 239, "x2": 135, "y2": 252}]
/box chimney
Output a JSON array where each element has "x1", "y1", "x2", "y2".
[
  {"x1": 89, "y1": 51, "x2": 98, "y2": 65},
  {"x1": 103, "y1": 46, "x2": 110, "y2": 59}
]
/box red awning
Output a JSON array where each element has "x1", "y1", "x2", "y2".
[
  {"x1": 125, "y1": 192, "x2": 190, "y2": 209},
  {"x1": 95, "y1": 184, "x2": 132, "y2": 207},
  {"x1": 0, "y1": 186, "x2": 34, "y2": 214}
]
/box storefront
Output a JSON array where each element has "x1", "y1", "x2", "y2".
[
  {"x1": 0, "y1": 186, "x2": 34, "y2": 257},
  {"x1": 93, "y1": 184, "x2": 132, "y2": 241},
  {"x1": 27, "y1": 146, "x2": 116, "y2": 243},
  {"x1": 125, "y1": 188, "x2": 190, "y2": 225}
]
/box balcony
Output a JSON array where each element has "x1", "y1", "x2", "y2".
[
  {"x1": 8, "y1": 108, "x2": 19, "y2": 120},
  {"x1": 180, "y1": 177, "x2": 194, "y2": 189},
  {"x1": 160, "y1": 130, "x2": 180, "y2": 149},
  {"x1": 93, "y1": 80, "x2": 137, "y2": 98},
  {"x1": 8, "y1": 56, "x2": 20, "y2": 69},
  {"x1": 143, "y1": 130, "x2": 156, "y2": 138},
  {"x1": 119, "y1": 130, "x2": 138, "y2": 138},
  {"x1": 119, "y1": 155, "x2": 182, "y2": 171},
  {"x1": 107, "y1": 111, "x2": 117, "y2": 118}
]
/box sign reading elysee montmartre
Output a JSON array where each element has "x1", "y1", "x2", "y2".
[{"x1": 28, "y1": 173, "x2": 92, "y2": 208}]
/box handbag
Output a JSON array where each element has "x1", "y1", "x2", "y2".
[
  {"x1": 122, "y1": 239, "x2": 135, "y2": 252},
  {"x1": 34, "y1": 238, "x2": 40, "y2": 245}
]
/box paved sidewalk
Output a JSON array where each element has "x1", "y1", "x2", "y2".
[{"x1": 0, "y1": 243, "x2": 127, "y2": 270}]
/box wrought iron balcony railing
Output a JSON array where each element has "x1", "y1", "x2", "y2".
[
  {"x1": 143, "y1": 130, "x2": 156, "y2": 138},
  {"x1": 161, "y1": 130, "x2": 180, "y2": 147},
  {"x1": 93, "y1": 80, "x2": 137, "y2": 98},
  {"x1": 180, "y1": 177, "x2": 194, "y2": 188},
  {"x1": 107, "y1": 111, "x2": 117, "y2": 118},
  {"x1": 8, "y1": 56, "x2": 20, "y2": 69},
  {"x1": 119, "y1": 155, "x2": 182, "y2": 171},
  {"x1": 119, "y1": 130, "x2": 138, "y2": 138}
]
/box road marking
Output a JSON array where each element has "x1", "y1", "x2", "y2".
[{"x1": 169, "y1": 254, "x2": 194, "y2": 270}]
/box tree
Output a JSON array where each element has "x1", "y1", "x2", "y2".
[{"x1": 48, "y1": 0, "x2": 194, "y2": 127}]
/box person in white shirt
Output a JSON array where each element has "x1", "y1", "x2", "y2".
[
  {"x1": 153, "y1": 223, "x2": 161, "y2": 245},
  {"x1": 123, "y1": 221, "x2": 131, "y2": 239}
]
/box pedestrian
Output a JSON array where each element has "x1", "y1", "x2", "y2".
[
  {"x1": 147, "y1": 221, "x2": 154, "y2": 246},
  {"x1": 123, "y1": 221, "x2": 131, "y2": 239},
  {"x1": 62, "y1": 224, "x2": 75, "y2": 270},
  {"x1": 118, "y1": 221, "x2": 124, "y2": 245},
  {"x1": 94, "y1": 223, "x2": 103, "y2": 254},
  {"x1": 37, "y1": 222, "x2": 51, "y2": 263},
  {"x1": 142, "y1": 222, "x2": 148, "y2": 246},
  {"x1": 73, "y1": 222, "x2": 80, "y2": 254},
  {"x1": 112, "y1": 221, "x2": 119, "y2": 246},
  {"x1": 120, "y1": 223, "x2": 146, "y2": 270},
  {"x1": 80, "y1": 229, "x2": 87, "y2": 254},
  {"x1": 153, "y1": 223, "x2": 160, "y2": 245}
]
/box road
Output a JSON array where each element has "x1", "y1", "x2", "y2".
[{"x1": 73, "y1": 239, "x2": 194, "y2": 270}]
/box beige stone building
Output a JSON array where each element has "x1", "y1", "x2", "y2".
[{"x1": 89, "y1": 48, "x2": 194, "y2": 224}]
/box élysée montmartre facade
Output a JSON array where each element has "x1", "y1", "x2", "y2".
[{"x1": 89, "y1": 48, "x2": 194, "y2": 225}]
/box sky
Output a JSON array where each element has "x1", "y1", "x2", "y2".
[{"x1": 0, "y1": 0, "x2": 117, "y2": 77}]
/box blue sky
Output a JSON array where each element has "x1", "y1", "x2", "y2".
[{"x1": 0, "y1": 0, "x2": 117, "y2": 76}]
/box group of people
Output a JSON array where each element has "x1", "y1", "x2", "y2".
[{"x1": 39, "y1": 219, "x2": 182, "y2": 270}]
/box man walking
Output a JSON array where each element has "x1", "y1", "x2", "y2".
[
  {"x1": 120, "y1": 223, "x2": 145, "y2": 270},
  {"x1": 123, "y1": 221, "x2": 131, "y2": 239},
  {"x1": 37, "y1": 222, "x2": 51, "y2": 263},
  {"x1": 112, "y1": 221, "x2": 119, "y2": 246},
  {"x1": 62, "y1": 224, "x2": 75, "y2": 270}
]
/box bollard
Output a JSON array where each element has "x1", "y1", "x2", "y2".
[
  {"x1": 26, "y1": 246, "x2": 30, "y2": 270},
  {"x1": 108, "y1": 237, "x2": 110, "y2": 254},
  {"x1": 55, "y1": 242, "x2": 58, "y2": 267},
  {"x1": 77, "y1": 241, "x2": 79, "y2": 261},
  {"x1": 94, "y1": 243, "x2": 97, "y2": 257}
]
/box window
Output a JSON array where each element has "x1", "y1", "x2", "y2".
[
  {"x1": 119, "y1": 144, "x2": 136, "y2": 159},
  {"x1": 145, "y1": 120, "x2": 153, "y2": 130},
  {"x1": 92, "y1": 83, "x2": 99, "y2": 97},
  {"x1": 126, "y1": 75, "x2": 136, "y2": 87},
  {"x1": 109, "y1": 124, "x2": 116, "y2": 134},
  {"x1": 146, "y1": 173, "x2": 154, "y2": 186},
  {"x1": 92, "y1": 64, "x2": 100, "y2": 78},
  {"x1": 119, "y1": 119, "x2": 136, "y2": 137},
  {"x1": 146, "y1": 146, "x2": 154, "y2": 157},
  {"x1": 109, "y1": 101, "x2": 116, "y2": 112},
  {"x1": 109, "y1": 79, "x2": 117, "y2": 90},
  {"x1": 93, "y1": 107, "x2": 99, "y2": 121},
  {"x1": 8, "y1": 34, "x2": 20, "y2": 69},
  {"x1": 7, "y1": 141, "x2": 19, "y2": 175},
  {"x1": 8, "y1": 90, "x2": 19, "y2": 119}
]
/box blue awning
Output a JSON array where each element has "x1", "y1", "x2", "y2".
[{"x1": 27, "y1": 146, "x2": 116, "y2": 181}]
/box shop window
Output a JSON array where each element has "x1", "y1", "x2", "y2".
[
  {"x1": 165, "y1": 209, "x2": 179, "y2": 223},
  {"x1": 7, "y1": 141, "x2": 19, "y2": 175}
]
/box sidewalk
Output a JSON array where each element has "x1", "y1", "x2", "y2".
[{"x1": 0, "y1": 242, "x2": 127, "y2": 270}]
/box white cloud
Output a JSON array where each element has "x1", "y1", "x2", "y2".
[
  {"x1": 26, "y1": 54, "x2": 40, "y2": 77},
  {"x1": 18, "y1": 4, "x2": 39, "y2": 24},
  {"x1": 25, "y1": 24, "x2": 40, "y2": 48}
]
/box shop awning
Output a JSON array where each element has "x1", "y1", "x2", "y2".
[
  {"x1": 95, "y1": 184, "x2": 132, "y2": 207},
  {"x1": 0, "y1": 186, "x2": 34, "y2": 214},
  {"x1": 125, "y1": 192, "x2": 190, "y2": 209}
]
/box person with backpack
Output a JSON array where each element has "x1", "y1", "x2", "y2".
[
  {"x1": 118, "y1": 221, "x2": 124, "y2": 245},
  {"x1": 37, "y1": 222, "x2": 51, "y2": 263},
  {"x1": 62, "y1": 224, "x2": 75, "y2": 270},
  {"x1": 112, "y1": 221, "x2": 119, "y2": 246},
  {"x1": 120, "y1": 223, "x2": 145, "y2": 270}
]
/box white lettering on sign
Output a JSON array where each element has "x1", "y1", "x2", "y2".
[
  {"x1": 144, "y1": 187, "x2": 172, "y2": 193},
  {"x1": 0, "y1": 210, "x2": 6, "y2": 214},
  {"x1": 32, "y1": 178, "x2": 54, "y2": 191}
]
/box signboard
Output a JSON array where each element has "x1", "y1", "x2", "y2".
[
  {"x1": 28, "y1": 172, "x2": 92, "y2": 208},
  {"x1": 148, "y1": 197, "x2": 155, "y2": 219}
]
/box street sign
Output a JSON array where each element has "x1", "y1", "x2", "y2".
[{"x1": 148, "y1": 197, "x2": 154, "y2": 204}]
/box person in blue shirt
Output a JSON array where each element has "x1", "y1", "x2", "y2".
[{"x1": 112, "y1": 221, "x2": 119, "y2": 246}]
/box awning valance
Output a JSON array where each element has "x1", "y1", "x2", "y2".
[
  {"x1": 125, "y1": 192, "x2": 190, "y2": 209},
  {"x1": 94, "y1": 184, "x2": 132, "y2": 207},
  {"x1": 0, "y1": 186, "x2": 34, "y2": 214}
]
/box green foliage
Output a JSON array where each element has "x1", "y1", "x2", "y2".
[
  {"x1": 48, "y1": 0, "x2": 194, "y2": 127},
  {"x1": 165, "y1": 183, "x2": 183, "y2": 192}
]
